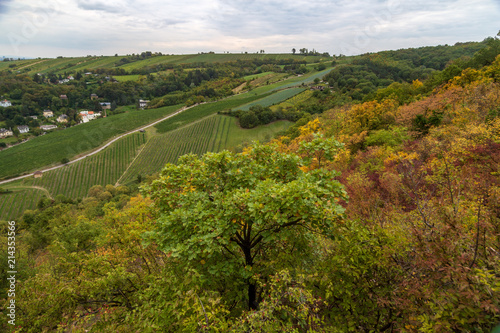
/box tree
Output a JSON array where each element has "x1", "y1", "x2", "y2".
[
  {"x1": 144, "y1": 144, "x2": 347, "y2": 310},
  {"x1": 292, "y1": 48, "x2": 296, "y2": 55}
]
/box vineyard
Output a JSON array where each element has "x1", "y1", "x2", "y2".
[
  {"x1": 0, "y1": 54, "x2": 329, "y2": 75},
  {"x1": 270, "y1": 90, "x2": 314, "y2": 111},
  {"x1": 17, "y1": 132, "x2": 146, "y2": 199},
  {"x1": 121, "y1": 115, "x2": 291, "y2": 184},
  {"x1": 120, "y1": 116, "x2": 222, "y2": 184},
  {"x1": 153, "y1": 92, "x2": 271, "y2": 133},
  {"x1": 0, "y1": 187, "x2": 46, "y2": 221},
  {"x1": 236, "y1": 87, "x2": 306, "y2": 111},
  {"x1": 0, "y1": 115, "x2": 291, "y2": 219}
]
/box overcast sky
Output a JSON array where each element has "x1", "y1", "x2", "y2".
[{"x1": 0, "y1": 0, "x2": 498, "y2": 58}]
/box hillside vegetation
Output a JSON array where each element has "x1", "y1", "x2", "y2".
[{"x1": 1, "y1": 37, "x2": 500, "y2": 332}]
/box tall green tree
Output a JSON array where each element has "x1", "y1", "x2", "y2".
[{"x1": 144, "y1": 144, "x2": 347, "y2": 309}]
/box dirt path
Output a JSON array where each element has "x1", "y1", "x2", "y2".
[
  {"x1": 7, "y1": 185, "x2": 52, "y2": 199},
  {"x1": 16, "y1": 59, "x2": 48, "y2": 71}
]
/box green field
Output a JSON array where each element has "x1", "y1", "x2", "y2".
[
  {"x1": 243, "y1": 72, "x2": 274, "y2": 80},
  {"x1": 0, "y1": 54, "x2": 331, "y2": 75},
  {"x1": 237, "y1": 87, "x2": 306, "y2": 111},
  {"x1": 270, "y1": 90, "x2": 315, "y2": 111},
  {"x1": 0, "y1": 104, "x2": 181, "y2": 180}
]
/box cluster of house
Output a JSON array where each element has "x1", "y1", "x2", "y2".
[
  {"x1": 1, "y1": 95, "x2": 150, "y2": 141},
  {"x1": 0, "y1": 125, "x2": 29, "y2": 138},
  {"x1": 58, "y1": 76, "x2": 74, "y2": 84},
  {"x1": 43, "y1": 109, "x2": 68, "y2": 123},
  {"x1": 79, "y1": 110, "x2": 101, "y2": 123}
]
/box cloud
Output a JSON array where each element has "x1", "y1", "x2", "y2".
[
  {"x1": 76, "y1": 0, "x2": 130, "y2": 13},
  {"x1": 0, "y1": 0, "x2": 13, "y2": 15},
  {"x1": 0, "y1": 0, "x2": 498, "y2": 58}
]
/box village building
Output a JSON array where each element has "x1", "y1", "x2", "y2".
[
  {"x1": 0, "y1": 128, "x2": 13, "y2": 138},
  {"x1": 100, "y1": 102, "x2": 111, "y2": 110},
  {"x1": 79, "y1": 110, "x2": 101, "y2": 123},
  {"x1": 17, "y1": 125, "x2": 29, "y2": 134},
  {"x1": 0, "y1": 99, "x2": 12, "y2": 107},
  {"x1": 60, "y1": 94, "x2": 68, "y2": 100},
  {"x1": 29, "y1": 115, "x2": 38, "y2": 120},
  {"x1": 57, "y1": 114, "x2": 69, "y2": 123},
  {"x1": 90, "y1": 93, "x2": 98, "y2": 100},
  {"x1": 43, "y1": 110, "x2": 54, "y2": 117},
  {"x1": 139, "y1": 99, "x2": 150, "y2": 109},
  {"x1": 40, "y1": 125, "x2": 58, "y2": 131},
  {"x1": 34, "y1": 171, "x2": 43, "y2": 178}
]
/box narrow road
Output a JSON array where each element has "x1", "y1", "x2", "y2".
[{"x1": 0, "y1": 104, "x2": 198, "y2": 185}]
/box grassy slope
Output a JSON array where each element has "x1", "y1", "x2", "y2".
[{"x1": 0, "y1": 54, "x2": 331, "y2": 75}]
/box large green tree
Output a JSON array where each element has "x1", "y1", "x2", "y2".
[{"x1": 144, "y1": 144, "x2": 346, "y2": 309}]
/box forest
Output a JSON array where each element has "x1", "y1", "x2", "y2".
[{"x1": 1, "y1": 36, "x2": 500, "y2": 332}]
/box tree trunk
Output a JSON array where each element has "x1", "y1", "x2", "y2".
[
  {"x1": 242, "y1": 244, "x2": 257, "y2": 310},
  {"x1": 248, "y1": 283, "x2": 257, "y2": 310}
]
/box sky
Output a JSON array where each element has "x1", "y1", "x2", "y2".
[{"x1": 0, "y1": 0, "x2": 498, "y2": 58}]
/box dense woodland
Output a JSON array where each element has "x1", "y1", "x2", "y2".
[{"x1": 1, "y1": 37, "x2": 500, "y2": 332}]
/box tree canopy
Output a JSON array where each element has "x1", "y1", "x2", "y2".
[{"x1": 144, "y1": 143, "x2": 347, "y2": 309}]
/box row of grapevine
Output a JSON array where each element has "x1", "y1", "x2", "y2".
[
  {"x1": 237, "y1": 87, "x2": 306, "y2": 111},
  {"x1": 270, "y1": 90, "x2": 314, "y2": 111},
  {"x1": 0, "y1": 188, "x2": 45, "y2": 221},
  {"x1": 19, "y1": 133, "x2": 146, "y2": 200},
  {"x1": 120, "y1": 116, "x2": 224, "y2": 184}
]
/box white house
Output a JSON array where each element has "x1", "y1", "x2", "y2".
[
  {"x1": 40, "y1": 125, "x2": 57, "y2": 131},
  {"x1": 139, "y1": 99, "x2": 149, "y2": 109},
  {"x1": 17, "y1": 125, "x2": 29, "y2": 134},
  {"x1": 0, "y1": 100, "x2": 12, "y2": 107},
  {"x1": 79, "y1": 110, "x2": 101, "y2": 123},
  {"x1": 43, "y1": 110, "x2": 54, "y2": 117}
]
